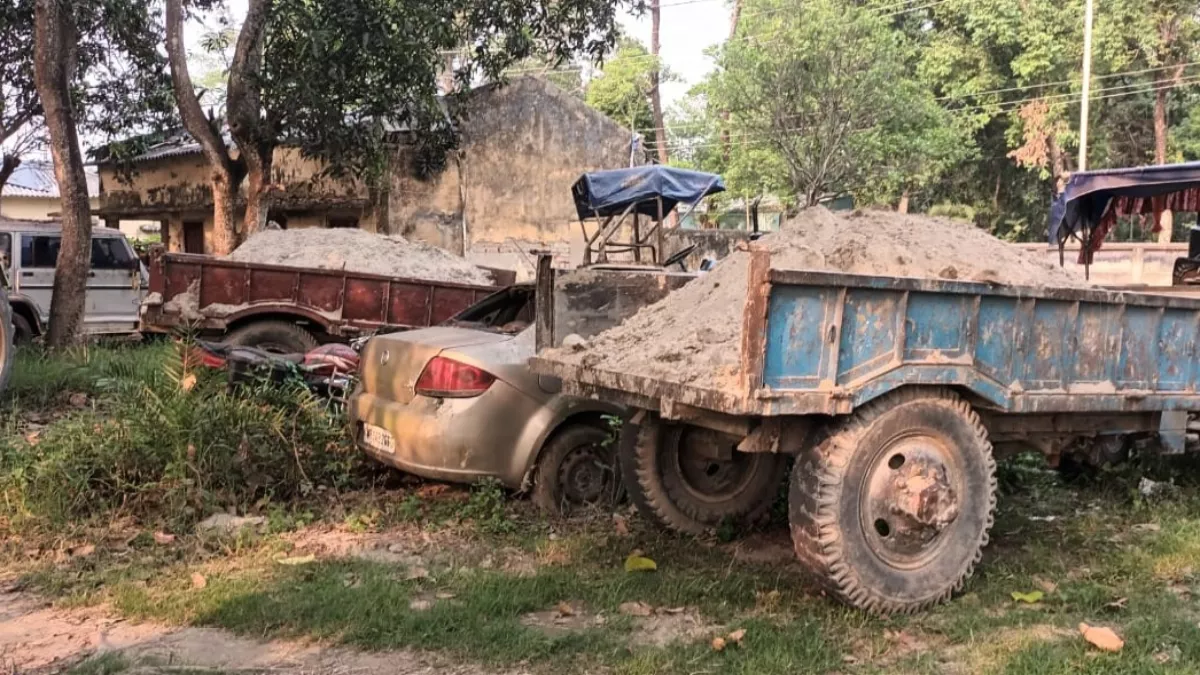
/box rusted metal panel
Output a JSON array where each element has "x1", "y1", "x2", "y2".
[
  {"x1": 144, "y1": 249, "x2": 505, "y2": 339},
  {"x1": 297, "y1": 272, "x2": 344, "y2": 314},
  {"x1": 429, "y1": 287, "x2": 477, "y2": 325},
  {"x1": 739, "y1": 248, "x2": 770, "y2": 398},
  {"x1": 541, "y1": 266, "x2": 694, "y2": 349},
  {"x1": 535, "y1": 255, "x2": 555, "y2": 352},
  {"x1": 388, "y1": 283, "x2": 433, "y2": 326},
  {"x1": 343, "y1": 277, "x2": 387, "y2": 324},
  {"x1": 242, "y1": 269, "x2": 292, "y2": 303}
]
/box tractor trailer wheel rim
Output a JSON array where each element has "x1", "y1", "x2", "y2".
[
  {"x1": 859, "y1": 431, "x2": 964, "y2": 570},
  {"x1": 671, "y1": 427, "x2": 757, "y2": 503}
]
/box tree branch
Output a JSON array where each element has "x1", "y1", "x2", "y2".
[{"x1": 166, "y1": 0, "x2": 234, "y2": 173}]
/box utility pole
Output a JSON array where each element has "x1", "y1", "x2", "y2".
[
  {"x1": 1077, "y1": 0, "x2": 1094, "y2": 172},
  {"x1": 650, "y1": 0, "x2": 668, "y2": 166}
]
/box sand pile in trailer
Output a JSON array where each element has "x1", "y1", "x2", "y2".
[
  {"x1": 228, "y1": 228, "x2": 497, "y2": 286},
  {"x1": 545, "y1": 207, "x2": 1088, "y2": 392}
]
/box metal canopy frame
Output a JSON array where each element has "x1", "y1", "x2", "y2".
[{"x1": 579, "y1": 174, "x2": 722, "y2": 266}]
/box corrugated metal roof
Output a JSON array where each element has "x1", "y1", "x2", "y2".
[
  {"x1": 131, "y1": 139, "x2": 206, "y2": 162},
  {"x1": 1, "y1": 161, "x2": 99, "y2": 199}
]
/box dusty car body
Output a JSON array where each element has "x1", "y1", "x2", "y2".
[{"x1": 350, "y1": 284, "x2": 623, "y2": 512}]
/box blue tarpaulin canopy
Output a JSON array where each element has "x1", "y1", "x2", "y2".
[
  {"x1": 571, "y1": 166, "x2": 726, "y2": 220},
  {"x1": 1049, "y1": 162, "x2": 1200, "y2": 246}
]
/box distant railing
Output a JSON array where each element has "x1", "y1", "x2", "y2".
[{"x1": 1014, "y1": 242, "x2": 1188, "y2": 286}]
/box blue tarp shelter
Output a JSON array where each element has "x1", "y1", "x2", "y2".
[
  {"x1": 571, "y1": 166, "x2": 726, "y2": 220},
  {"x1": 1049, "y1": 162, "x2": 1200, "y2": 248}
]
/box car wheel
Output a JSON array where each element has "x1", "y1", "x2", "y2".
[
  {"x1": 11, "y1": 312, "x2": 33, "y2": 345},
  {"x1": 533, "y1": 424, "x2": 619, "y2": 517},
  {"x1": 224, "y1": 320, "x2": 318, "y2": 354}
]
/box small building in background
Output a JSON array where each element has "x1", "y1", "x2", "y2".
[
  {"x1": 95, "y1": 77, "x2": 639, "y2": 279},
  {"x1": 0, "y1": 160, "x2": 159, "y2": 241}
]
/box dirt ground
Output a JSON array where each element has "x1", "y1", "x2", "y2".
[{"x1": 0, "y1": 588, "x2": 515, "y2": 675}]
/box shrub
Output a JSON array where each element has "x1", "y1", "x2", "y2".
[{"x1": 0, "y1": 342, "x2": 365, "y2": 533}]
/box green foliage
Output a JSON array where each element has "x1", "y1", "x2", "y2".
[
  {"x1": 1, "y1": 0, "x2": 175, "y2": 152},
  {"x1": 254, "y1": 0, "x2": 633, "y2": 182},
  {"x1": 927, "y1": 203, "x2": 977, "y2": 222},
  {"x1": 461, "y1": 478, "x2": 515, "y2": 534},
  {"x1": 0, "y1": 343, "x2": 364, "y2": 533},
  {"x1": 585, "y1": 38, "x2": 672, "y2": 149},
  {"x1": 700, "y1": 0, "x2": 972, "y2": 206}
]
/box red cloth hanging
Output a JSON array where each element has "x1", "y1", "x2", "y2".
[{"x1": 1152, "y1": 194, "x2": 1167, "y2": 232}]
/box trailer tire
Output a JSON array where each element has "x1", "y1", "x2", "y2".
[
  {"x1": 224, "y1": 320, "x2": 318, "y2": 354},
  {"x1": 0, "y1": 290, "x2": 14, "y2": 394},
  {"x1": 789, "y1": 388, "x2": 996, "y2": 615},
  {"x1": 620, "y1": 414, "x2": 785, "y2": 536},
  {"x1": 532, "y1": 423, "x2": 619, "y2": 517}
]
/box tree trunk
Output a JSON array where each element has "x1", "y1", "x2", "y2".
[
  {"x1": 1154, "y1": 78, "x2": 1177, "y2": 243},
  {"x1": 241, "y1": 144, "x2": 272, "y2": 238},
  {"x1": 1048, "y1": 133, "x2": 1067, "y2": 195},
  {"x1": 719, "y1": 0, "x2": 743, "y2": 161},
  {"x1": 0, "y1": 154, "x2": 19, "y2": 203},
  {"x1": 32, "y1": 0, "x2": 91, "y2": 347},
  {"x1": 166, "y1": 0, "x2": 241, "y2": 254},
  {"x1": 649, "y1": 0, "x2": 668, "y2": 166},
  {"x1": 227, "y1": 0, "x2": 272, "y2": 239},
  {"x1": 211, "y1": 173, "x2": 238, "y2": 254},
  {"x1": 1155, "y1": 87, "x2": 1169, "y2": 165}
]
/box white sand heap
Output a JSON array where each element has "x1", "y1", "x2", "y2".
[
  {"x1": 544, "y1": 207, "x2": 1088, "y2": 392},
  {"x1": 229, "y1": 228, "x2": 497, "y2": 286}
]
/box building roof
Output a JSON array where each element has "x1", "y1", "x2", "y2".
[{"x1": 1, "y1": 160, "x2": 100, "y2": 199}]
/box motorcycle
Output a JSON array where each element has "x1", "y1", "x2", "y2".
[{"x1": 190, "y1": 338, "x2": 363, "y2": 407}]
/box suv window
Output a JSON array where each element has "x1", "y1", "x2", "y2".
[
  {"x1": 21, "y1": 235, "x2": 61, "y2": 268},
  {"x1": 19, "y1": 234, "x2": 136, "y2": 269},
  {"x1": 91, "y1": 237, "x2": 135, "y2": 269}
]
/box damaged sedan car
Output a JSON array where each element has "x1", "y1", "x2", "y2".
[{"x1": 350, "y1": 284, "x2": 623, "y2": 514}]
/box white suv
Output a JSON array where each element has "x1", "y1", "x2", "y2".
[{"x1": 0, "y1": 221, "x2": 147, "y2": 341}]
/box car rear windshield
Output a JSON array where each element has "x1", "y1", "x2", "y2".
[{"x1": 447, "y1": 286, "x2": 534, "y2": 334}]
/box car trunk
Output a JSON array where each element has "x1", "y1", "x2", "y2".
[{"x1": 359, "y1": 326, "x2": 513, "y2": 405}]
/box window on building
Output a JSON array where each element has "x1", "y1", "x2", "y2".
[
  {"x1": 0, "y1": 233, "x2": 11, "y2": 269},
  {"x1": 328, "y1": 215, "x2": 359, "y2": 229}
]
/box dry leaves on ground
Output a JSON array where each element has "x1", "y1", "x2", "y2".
[
  {"x1": 619, "y1": 602, "x2": 654, "y2": 617},
  {"x1": 555, "y1": 601, "x2": 576, "y2": 618},
  {"x1": 624, "y1": 551, "x2": 657, "y2": 573},
  {"x1": 1079, "y1": 623, "x2": 1124, "y2": 652},
  {"x1": 1011, "y1": 590, "x2": 1044, "y2": 604}
]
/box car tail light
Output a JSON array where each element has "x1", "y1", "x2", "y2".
[{"x1": 415, "y1": 356, "x2": 496, "y2": 397}]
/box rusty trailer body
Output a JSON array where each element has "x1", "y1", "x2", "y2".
[
  {"x1": 535, "y1": 249, "x2": 1200, "y2": 419},
  {"x1": 142, "y1": 248, "x2": 515, "y2": 344},
  {"x1": 530, "y1": 249, "x2": 1200, "y2": 615}
]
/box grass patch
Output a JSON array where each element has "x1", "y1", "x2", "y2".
[
  {"x1": 21, "y1": 467, "x2": 1200, "y2": 674},
  {"x1": 0, "y1": 342, "x2": 369, "y2": 536},
  {"x1": 7, "y1": 351, "x2": 1200, "y2": 675}
]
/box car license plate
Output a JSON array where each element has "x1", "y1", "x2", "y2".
[{"x1": 363, "y1": 424, "x2": 395, "y2": 454}]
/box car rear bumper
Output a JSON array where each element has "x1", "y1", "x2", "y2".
[{"x1": 350, "y1": 382, "x2": 543, "y2": 487}]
